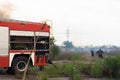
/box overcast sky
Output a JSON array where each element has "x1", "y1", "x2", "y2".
[{"x1": 1, "y1": 0, "x2": 120, "y2": 46}]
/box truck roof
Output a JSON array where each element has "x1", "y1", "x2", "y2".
[{"x1": 0, "y1": 19, "x2": 50, "y2": 32}]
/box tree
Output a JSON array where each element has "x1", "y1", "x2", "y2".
[
  {"x1": 51, "y1": 44, "x2": 61, "y2": 57},
  {"x1": 63, "y1": 41, "x2": 74, "y2": 48},
  {"x1": 50, "y1": 37, "x2": 55, "y2": 46},
  {"x1": 50, "y1": 37, "x2": 61, "y2": 58}
]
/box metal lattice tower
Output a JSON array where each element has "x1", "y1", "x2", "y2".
[{"x1": 67, "y1": 27, "x2": 69, "y2": 42}]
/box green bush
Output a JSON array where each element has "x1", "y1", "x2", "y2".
[
  {"x1": 75, "y1": 62, "x2": 85, "y2": 71},
  {"x1": 81, "y1": 64, "x2": 91, "y2": 75},
  {"x1": 73, "y1": 73, "x2": 81, "y2": 80},
  {"x1": 44, "y1": 62, "x2": 82, "y2": 79},
  {"x1": 62, "y1": 63, "x2": 74, "y2": 76},
  {"x1": 27, "y1": 67, "x2": 39, "y2": 75},
  {"x1": 90, "y1": 60, "x2": 103, "y2": 78},
  {"x1": 73, "y1": 64, "x2": 81, "y2": 80},
  {"x1": 115, "y1": 56, "x2": 120, "y2": 78},
  {"x1": 38, "y1": 72, "x2": 48, "y2": 80},
  {"x1": 44, "y1": 63, "x2": 74, "y2": 77},
  {"x1": 44, "y1": 64, "x2": 61, "y2": 77},
  {"x1": 26, "y1": 67, "x2": 39, "y2": 80},
  {"x1": 61, "y1": 62, "x2": 81, "y2": 80},
  {"x1": 51, "y1": 44, "x2": 61, "y2": 58},
  {"x1": 103, "y1": 56, "x2": 120, "y2": 78}
]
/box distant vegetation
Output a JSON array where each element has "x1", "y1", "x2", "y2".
[{"x1": 61, "y1": 41, "x2": 120, "y2": 54}]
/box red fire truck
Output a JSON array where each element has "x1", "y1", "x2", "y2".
[{"x1": 0, "y1": 19, "x2": 50, "y2": 73}]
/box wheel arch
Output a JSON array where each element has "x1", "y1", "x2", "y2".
[{"x1": 11, "y1": 54, "x2": 33, "y2": 66}]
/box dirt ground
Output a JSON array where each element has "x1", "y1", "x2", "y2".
[
  {"x1": 0, "y1": 74, "x2": 70, "y2": 80},
  {"x1": 0, "y1": 74, "x2": 110, "y2": 80},
  {"x1": 0, "y1": 74, "x2": 20, "y2": 80}
]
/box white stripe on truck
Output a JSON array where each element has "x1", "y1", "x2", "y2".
[{"x1": 10, "y1": 31, "x2": 49, "y2": 36}]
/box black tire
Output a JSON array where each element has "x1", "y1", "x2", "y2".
[{"x1": 12, "y1": 56, "x2": 28, "y2": 73}]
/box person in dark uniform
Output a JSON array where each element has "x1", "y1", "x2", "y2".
[
  {"x1": 96, "y1": 49, "x2": 104, "y2": 58},
  {"x1": 91, "y1": 50, "x2": 94, "y2": 57}
]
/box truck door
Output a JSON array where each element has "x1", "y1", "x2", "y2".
[{"x1": 0, "y1": 27, "x2": 9, "y2": 67}]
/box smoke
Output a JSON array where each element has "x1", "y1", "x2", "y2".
[{"x1": 0, "y1": 3, "x2": 14, "y2": 19}]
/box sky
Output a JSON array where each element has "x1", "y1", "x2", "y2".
[{"x1": 1, "y1": 0, "x2": 120, "y2": 47}]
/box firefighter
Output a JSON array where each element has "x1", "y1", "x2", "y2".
[
  {"x1": 96, "y1": 49, "x2": 104, "y2": 58},
  {"x1": 91, "y1": 50, "x2": 94, "y2": 57}
]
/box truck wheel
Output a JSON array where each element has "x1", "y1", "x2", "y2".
[{"x1": 12, "y1": 56, "x2": 28, "y2": 73}]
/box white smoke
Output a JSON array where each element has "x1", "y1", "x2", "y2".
[{"x1": 0, "y1": 3, "x2": 14, "y2": 19}]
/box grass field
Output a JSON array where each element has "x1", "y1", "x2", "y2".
[{"x1": 14, "y1": 52, "x2": 120, "y2": 80}]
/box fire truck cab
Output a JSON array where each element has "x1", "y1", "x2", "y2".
[{"x1": 0, "y1": 19, "x2": 50, "y2": 73}]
